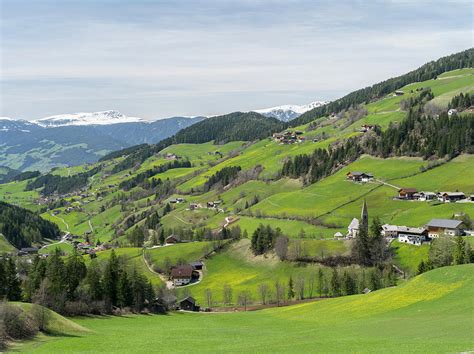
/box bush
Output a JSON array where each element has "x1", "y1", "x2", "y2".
[{"x1": 0, "y1": 302, "x2": 38, "y2": 340}]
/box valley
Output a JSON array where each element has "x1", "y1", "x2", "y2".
[{"x1": 1, "y1": 49, "x2": 473, "y2": 352}]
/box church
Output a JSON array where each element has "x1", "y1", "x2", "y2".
[{"x1": 347, "y1": 200, "x2": 369, "y2": 238}]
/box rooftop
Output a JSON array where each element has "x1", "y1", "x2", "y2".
[{"x1": 425, "y1": 219, "x2": 463, "y2": 229}]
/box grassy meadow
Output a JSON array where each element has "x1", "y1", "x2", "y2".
[{"x1": 14, "y1": 265, "x2": 474, "y2": 353}]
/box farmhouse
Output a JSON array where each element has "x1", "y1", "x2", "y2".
[
  {"x1": 171, "y1": 265, "x2": 194, "y2": 286},
  {"x1": 165, "y1": 235, "x2": 180, "y2": 244},
  {"x1": 18, "y1": 247, "x2": 39, "y2": 256},
  {"x1": 418, "y1": 191, "x2": 437, "y2": 201},
  {"x1": 381, "y1": 224, "x2": 399, "y2": 238},
  {"x1": 346, "y1": 171, "x2": 374, "y2": 182},
  {"x1": 425, "y1": 219, "x2": 465, "y2": 237},
  {"x1": 360, "y1": 124, "x2": 375, "y2": 133},
  {"x1": 165, "y1": 153, "x2": 178, "y2": 160},
  {"x1": 438, "y1": 192, "x2": 466, "y2": 203},
  {"x1": 398, "y1": 188, "x2": 417, "y2": 200},
  {"x1": 190, "y1": 261, "x2": 204, "y2": 270},
  {"x1": 397, "y1": 227, "x2": 429, "y2": 246},
  {"x1": 179, "y1": 296, "x2": 200, "y2": 311},
  {"x1": 394, "y1": 90, "x2": 404, "y2": 96},
  {"x1": 447, "y1": 108, "x2": 458, "y2": 116}
]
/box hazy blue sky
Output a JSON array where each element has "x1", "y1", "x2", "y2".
[{"x1": 1, "y1": 0, "x2": 472, "y2": 120}]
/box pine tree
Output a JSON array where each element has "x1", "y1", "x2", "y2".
[
  {"x1": 287, "y1": 276, "x2": 295, "y2": 300},
  {"x1": 103, "y1": 250, "x2": 120, "y2": 307},
  {"x1": 0, "y1": 258, "x2": 6, "y2": 297},
  {"x1": 342, "y1": 271, "x2": 356, "y2": 295},
  {"x1": 86, "y1": 259, "x2": 103, "y2": 301},
  {"x1": 317, "y1": 268, "x2": 324, "y2": 297},
  {"x1": 117, "y1": 270, "x2": 133, "y2": 308},
  {"x1": 330, "y1": 268, "x2": 341, "y2": 297},
  {"x1": 454, "y1": 236, "x2": 467, "y2": 265},
  {"x1": 65, "y1": 249, "x2": 87, "y2": 299},
  {"x1": 6, "y1": 257, "x2": 22, "y2": 301},
  {"x1": 159, "y1": 228, "x2": 165, "y2": 245}
]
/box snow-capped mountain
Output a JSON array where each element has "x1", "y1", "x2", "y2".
[
  {"x1": 0, "y1": 113, "x2": 205, "y2": 171},
  {"x1": 33, "y1": 110, "x2": 147, "y2": 127},
  {"x1": 253, "y1": 101, "x2": 328, "y2": 121}
]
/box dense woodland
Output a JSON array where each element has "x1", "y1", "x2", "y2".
[
  {"x1": 290, "y1": 48, "x2": 473, "y2": 126},
  {"x1": 448, "y1": 92, "x2": 473, "y2": 110},
  {"x1": 0, "y1": 202, "x2": 60, "y2": 248},
  {"x1": 26, "y1": 166, "x2": 100, "y2": 196},
  {"x1": 204, "y1": 166, "x2": 242, "y2": 191}
]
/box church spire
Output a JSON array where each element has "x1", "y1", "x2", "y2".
[{"x1": 361, "y1": 199, "x2": 368, "y2": 234}]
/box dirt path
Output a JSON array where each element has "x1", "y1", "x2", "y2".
[
  {"x1": 51, "y1": 213, "x2": 70, "y2": 232},
  {"x1": 174, "y1": 215, "x2": 192, "y2": 225},
  {"x1": 375, "y1": 179, "x2": 400, "y2": 190},
  {"x1": 142, "y1": 249, "x2": 173, "y2": 288}
]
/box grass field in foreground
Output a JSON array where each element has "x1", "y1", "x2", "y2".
[{"x1": 17, "y1": 265, "x2": 474, "y2": 353}]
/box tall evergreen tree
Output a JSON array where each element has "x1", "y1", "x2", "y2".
[
  {"x1": 6, "y1": 258, "x2": 22, "y2": 301},
  {"x1": 103, "y1": 250, "x2": 120, "y2": 307}
]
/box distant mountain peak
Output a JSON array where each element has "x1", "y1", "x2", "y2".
[
  {"x1": 32, "y1": 110, "x2": 148, "y2": 127},
  {"x1": 253, "y1": 101, "x2": 329, "y2": 121}
]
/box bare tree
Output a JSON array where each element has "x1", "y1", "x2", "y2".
[
  {"x1": 274, "y1": 280, "x2": 285, "y2": 307},
  {"x1": 222, "y1": 284, "x2": 233, "y2": 305},
  {"x1": 258, "y1": 283, "x2": 270, "y2": 305},
  {"x1": 205, "y1": 288, "x2": 213, "y2": 308},
  {"x1": 275, "y1": 236, "x2": 289, "y2": 261},
  {"x1": 295, "y1": 277, "x2": 305, "y2": 300},
  {"x1": 290, "y1": 240, "x2": 307, "y2": 260},
  {"x1": 423, "y1": 101, "x2": 443, "y2": 116},
  {"x1": 32, "y1": 279, "x2": 52, "y2": 331},
  {"x1": 237, "y1": 291, "x2": 252, "y2": 311}
]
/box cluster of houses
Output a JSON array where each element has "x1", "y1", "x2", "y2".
[
  {"x1": 381, "y1": 218, "x2": 469, "y2": 246},
  {"x1": 170, "y1": 261, "x2": 204, "y2": 286},
  {"x1": 165, "y1": 153, "x2": 179, "y2": 160},
  {"x1": 207, "y1": 151, "x2": 223, "y2": 157},
  {"x1": 272, "y1": 131, "x2": 306, "y2": 144},
  {"x1": 346, "y1": 171, "x2": 374, "y2": 183},
  {"x1": 346, "y1": 201, "x2": 471, "y2": 246},
  {"x1": 188, "y1": 200, "x2": 223, "y2": 211},
  {"x1": 360, "y1": 124, "x2": 375, "y2": 133},
  {"x1": 397, "y1": 188, "x2": 473, "y2": 203},
  {"x1": 169, "y1": 197, "x2": 186, "y2": 204}
]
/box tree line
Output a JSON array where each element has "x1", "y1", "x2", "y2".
[
  {"x1": 2, "y1": 249, "x2": 157, "y2": 316},
  {"x1": 183, "y1": 265, "x2": 397, "y2": 310},
  {"x1": 448, "y1": 92, "x2": 473, "y2": 110},
  {"x1": 26, "y1": 166, "x2": 100, "y2": 196},
  {"x1": 0, "y1": 201, "x2": 61, "y2": 249},
  {"x1": 204, "y1": 166, "x2": 242, "y2": 191},
  {"x1": 418, "y1": 236, "x2": 473, "y2": 275}
]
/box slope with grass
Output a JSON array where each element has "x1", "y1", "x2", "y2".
[{"x1": 17, "y1": 265, "x2": 474, "y2": 353}]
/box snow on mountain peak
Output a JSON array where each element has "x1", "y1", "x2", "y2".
[
  {"x1": 253, "y1": 101, "x2": 329, "y2": 121},
  {"x1": 33, "y1": 110, "x2": 147, "y2": 127}
]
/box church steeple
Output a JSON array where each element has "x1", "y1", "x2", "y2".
[{"x1": 360, "y1": 199, "x2": 368, "y2": 234}]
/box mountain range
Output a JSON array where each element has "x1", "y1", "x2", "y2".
[
  {"x1": 0, "y1": 112, "x2": 204, "y2": 171},
  {"x1": 1, "y1": 101, "x2": 326, "y2": 171}
]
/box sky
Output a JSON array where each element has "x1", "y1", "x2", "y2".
[{"x1": 0, "y1": 0, "x2": 472, "y2": 120}]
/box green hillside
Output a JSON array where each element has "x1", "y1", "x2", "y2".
[{"x1": 17, "y1": 265, "x2": 474, "y2": 353}]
